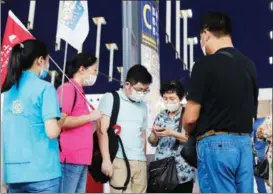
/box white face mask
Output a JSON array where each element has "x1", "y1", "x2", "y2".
[
  {"x1": 165, "y1": 102, "x2": 181, "y2": 112},
  {"x1": 39, "y1": 63, "x2": 49, "y2": 79},
  {"x1": 83, "y1": 74, "x2": 97, "y2": 86},
  {"x1": 130, "y1": 89, "x2": 145, "y2": 102},
  {"x1": 201, "y1": 46, "x2": 206, "y2": 56},
  {"x1": 200, "y1": 39, "x2": 207, "y2": 56}
]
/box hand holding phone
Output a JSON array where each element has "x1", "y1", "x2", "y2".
[{"x1": 152, "y1": 126, "x2": 164, "y2": 133}]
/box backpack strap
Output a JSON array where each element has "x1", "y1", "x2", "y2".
[
  {"x1": 71, "y1": 85, "x2": 77, "y2": 112},
  {"x1": 110, "y1": 91, "x2": 120, "y2": 127},
  {"x1": 58, "y1": 84, "x2": 78, "y2": 153},
  {"x1": 109, "y1": 91, "x2": 131, "y2": 192},
  {"x1": 112, "y1": 136, "x2": 131, "y2": 192}
]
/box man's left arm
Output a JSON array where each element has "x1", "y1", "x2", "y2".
[{"x1": 183, "y1": 101, "x2": 202, "y2": 135}]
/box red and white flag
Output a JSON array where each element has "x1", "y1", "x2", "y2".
[{"x1": 1, "y1": 10, "x2": 34, "y2": 87}]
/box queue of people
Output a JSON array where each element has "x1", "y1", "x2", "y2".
[{"x1": 1, "y1": 11, "x2": 272, "y2": 193}]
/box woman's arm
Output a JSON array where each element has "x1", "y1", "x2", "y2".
[
  {"x1": 62, "y1": 110, "x2": 101, "y2": 129},
  {"x1": 45, "y1": 113, "x2": 67, "y2": 139},
  {"x1": 155, "y1": 128, "x2": 188, "y2": 143},
  {"x1": 62, "y1": 115, "x2": 91, "y2": 129}
]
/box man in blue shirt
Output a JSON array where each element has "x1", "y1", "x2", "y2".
[{"x1": 97, "y1": 65, "x2": 152, "y2": 193}]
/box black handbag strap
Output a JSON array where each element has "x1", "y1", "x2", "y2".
[
  {"x1": 58, "y1": 84, "x2": 78, "y2": 153},
  {"x1": 172, "y1": 107, "x2": 185, "y2": 150},
  {"x1": 109, "y1": 91, "x2": 131, "y2": 192}
]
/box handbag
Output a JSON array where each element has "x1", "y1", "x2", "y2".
[
  {"x1": 147, "y1": 156, "x2": 178, "y2": 193},
  {"x1": 147, "y1": 108, "x2": 184, "y2": 193},
  {"x1": 254, "y1": 145, "x2": 269, "y2": 180}
]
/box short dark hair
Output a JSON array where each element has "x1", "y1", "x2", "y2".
[
  {"x1": 160, "y1": 80, "x2": 185, "y2": 100},
  {"x1": 126, "y1": 64, "x2": 152, "y2": 85},
  {"x1": 200, "y1": 11, "x2": 232, "y2": 37}
]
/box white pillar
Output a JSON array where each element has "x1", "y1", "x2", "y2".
[
  {"x1": 187, "y1": 37, "x2": 198, "y2": 74},
  {"x1": 49, "y1": 70, "x2": 58, "y2": 85},
  {"x1": 166, "y1": 0, "x2": 171, "y2": 43},
  {"x1": 175, "y1": 0, "x2": 180, "y2": 59},
  {"x1": 27, "y1": 0, "x2": 36, "y2": 30},
  {"x1": 93, "y1": 17, "x2": 106, "y2": 71},
  {"x1": 181, "y1": 9, "x2": 193, "y2": 70},
  {"x1": 55, "y1": 0, "x2": 64, "y2": 51},
  {"x1": 106, "y1": 43, "x2": 118, "y2": 82},
  {"x1": 117, "y1": 66, "x2": 123, "y2": 86}
]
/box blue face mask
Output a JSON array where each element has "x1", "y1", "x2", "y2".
[{"x1": 39, "y1": 65, "x2": 49, "y2": 79}]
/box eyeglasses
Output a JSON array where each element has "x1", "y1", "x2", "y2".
[{"x1": 131, "y1": 84, "x2": 150, "y2": 94}]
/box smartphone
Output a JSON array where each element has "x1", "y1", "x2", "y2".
[{"x1": 156, "y1": 128, "x2": 165, "y2": 132}]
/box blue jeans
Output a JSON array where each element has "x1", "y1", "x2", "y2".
[
  {"x1": 255, "y1": 176, "x2": 267, "y2": 193},
  {"x1": 197, "y1": 134, "x2": 253, "y2": 193},
  {"x1": 8, "y1": 177, "x2": 60, "y2": 193},
  {"x1": 60, "y1": 163, "x2": 88, "y2": 193}
]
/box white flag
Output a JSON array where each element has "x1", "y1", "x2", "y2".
[{"x1": 56, "y1": 0, "x2": 89, "y2": 52}]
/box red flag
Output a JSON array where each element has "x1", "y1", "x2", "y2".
[{"x1": 1, "y1": 10, "x2": 34, "y2": 87}]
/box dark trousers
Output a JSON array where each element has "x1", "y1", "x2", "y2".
[{"x1": 171, "y1": 180, "x2": 194, "y2": 193}]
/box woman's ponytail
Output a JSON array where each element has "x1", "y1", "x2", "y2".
[{"x1": 1, "y1": 44, "x2": 23, "y2": 93}]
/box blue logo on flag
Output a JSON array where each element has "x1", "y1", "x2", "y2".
[{"x1": 64, "y1": 0, "x2": 84, "y2": 30}]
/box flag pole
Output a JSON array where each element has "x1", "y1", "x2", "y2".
[{"x1": 60, "y1": 41, "x2": 68, "y2": 108}]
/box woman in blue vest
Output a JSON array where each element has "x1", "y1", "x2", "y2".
[
  {"x1": 252, "y1": 117, "x2": 267, "y2": 193},
  {"x1": 1, "y1": 39, "x2": 67, "y2": 193}
]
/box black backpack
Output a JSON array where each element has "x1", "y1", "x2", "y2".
[{"x1": 89, "y1": 91, "x2": 131, "y2": 191}]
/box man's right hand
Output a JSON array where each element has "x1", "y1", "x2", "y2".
[
  {"x1": 90, "y1": 110, "x2": 102, "y2": 121},
  {"x1": 101, "y1": 159, "x2": 113, "y2": 177}
]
